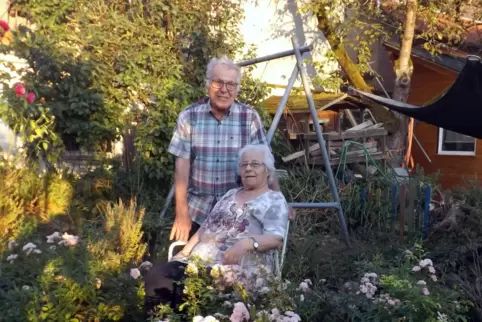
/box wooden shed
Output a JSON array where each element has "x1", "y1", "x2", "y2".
[{"x1": 383, "y1": 41, "x2": 480, "y2": 189}]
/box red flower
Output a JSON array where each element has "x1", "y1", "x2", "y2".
[
  {"x1": 15, "y1": 84, "x2": 26, "y2": 96},
  {"x1": 0, "y1": 20, "x2": 10, "y2": 32},
  {"x1": 26, "y1": 92, "x2": 36, "y2": 104}
]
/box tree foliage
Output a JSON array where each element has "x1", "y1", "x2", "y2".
[
  {"x1": 299, "y1": 0, "x2": 482, "y2": 88},
  {"x1": 0, "y1": 0, "x2": 269, "y2": 182}
]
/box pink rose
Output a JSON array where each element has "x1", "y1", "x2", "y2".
[
  {"x1": 0, "y1": 20, "x2": 10, "y2": 32},
  {"x1": 15, "y1": 84, "x2": 26, "y2": 96},
  {"x1": 26, "y1": 92, "x2": 36, "y2": 104}
]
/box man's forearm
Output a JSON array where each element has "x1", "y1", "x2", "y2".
[{"x1": 174, "y1": 157, "x2": 191, "y2": 209}]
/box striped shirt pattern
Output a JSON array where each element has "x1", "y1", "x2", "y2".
[{"x1": 168, "y1": 98, "x2": 268, "y2": 224}]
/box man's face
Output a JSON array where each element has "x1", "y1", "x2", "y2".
[{"x1": 207, "y1": 64, "x2": 238, "y2": 112}]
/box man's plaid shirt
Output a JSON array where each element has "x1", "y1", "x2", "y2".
[{"x1": 168, "y1": 98, "x2": 268, "y2": 225}]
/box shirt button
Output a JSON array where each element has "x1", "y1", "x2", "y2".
[
  {"x1": 216, "y1": 177, "x2": 219, "y2": 181},
  {"x1": 217, "y1": 140, "x2": 220, "y2": 144},
  {"x1": 216, "y1": 159, "x2": 219, "y2": 162}
]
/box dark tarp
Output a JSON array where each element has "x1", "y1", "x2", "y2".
[{"x1": 349, "y1": 56, "x2": 482, "y2": 139}]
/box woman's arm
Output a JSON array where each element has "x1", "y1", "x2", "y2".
[
  {"x1": 222, "y1": 194, "x2": 289, "y2": 265},
  {"x1": 240, "y1": 234, "x2": 283, "y2": 253},
  {"x1": 179, "y1": 228, "x2": 205, "y2": 255}
]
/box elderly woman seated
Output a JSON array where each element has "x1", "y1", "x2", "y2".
[{"x1": 144, "y1": 143, "x2": 289, "y2": 317}]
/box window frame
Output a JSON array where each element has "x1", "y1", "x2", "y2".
[{"x1": 437, "y1": 127, "x2": 476, "y2": 156}]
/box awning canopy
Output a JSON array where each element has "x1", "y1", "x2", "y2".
[{"x1": 349, "y1": 56, "x2": 482, "y2": 139}]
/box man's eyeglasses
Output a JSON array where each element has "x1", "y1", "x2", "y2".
[
  {"x1": 240, "y1": 161, "x2": 264, "y2": 169},
  {"x1": 209, "y1": 79, "x2": 238, "y2": 91}
]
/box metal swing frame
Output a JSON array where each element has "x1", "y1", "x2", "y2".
[{"x1": 161, "y1": 36, "x2": 352, "y2": 277}]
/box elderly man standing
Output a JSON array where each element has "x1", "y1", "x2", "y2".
[{"x1": 167, "y1": 56, "x2": 280, "y2": 242}]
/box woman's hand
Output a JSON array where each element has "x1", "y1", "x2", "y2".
[{"x1": 222, "y1": 239, "x2": 252, "y2": 265}]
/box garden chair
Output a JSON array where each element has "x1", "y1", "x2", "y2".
[{"x1": 167, "y1": 221, "x2": 290, "y2": 278}]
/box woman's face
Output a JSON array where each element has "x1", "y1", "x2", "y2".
[{"x1": 239, "y1": 149, "x2": 269, "y2": 189}]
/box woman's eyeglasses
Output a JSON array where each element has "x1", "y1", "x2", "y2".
[{"x1": 240, "y1": 161, "x2": 264, "y2": 169}]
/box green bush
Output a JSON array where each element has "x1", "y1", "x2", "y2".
[{"x1": 1, "y1": 198, "x2": 148, "y2": 322}]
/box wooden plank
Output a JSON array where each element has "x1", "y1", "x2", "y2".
[
  {"x1": 318, "y1": 94, "x2": 348, "y2": 111},
  {"x1": 330, "y1": 140, "x2": 378, "y2": 148},
  {"x1": 364, "y1": 123, "x2": 384, "y2": 130},
  {"x1": 407, "y1": 179, "x2": 417, "y2": 233},
  {"x1": 302, "y1": 128, "x2": 388, "y2": 141},
  {"x1": 342, "y1": 147, "x2": 378, "y2": 157},
  {"x1": 312, "y1": 147, "x2": 378, "y2": 158},
  {"x1": 317, "y1": 146, "x2": 378, "y2": 157},
  {"x1": 282, "y1": 143, "x2": 322, "y2": 162},
  {"x1": 307, "y1": 151, "x2": 386, "y2": 165},
  {"x1": 310, "y1": 142, "x2": 378, "y2": 156},
  {"x1": 345, "y1": 120, "x2": 373, "y2": 132}
]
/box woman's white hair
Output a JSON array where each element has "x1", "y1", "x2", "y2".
[
  {"x1": 237, "y1": 144, "x2": 276, "y2": 179},
  {"x1": 205, "y1": 56, "x2": 242, "y2": 92}
]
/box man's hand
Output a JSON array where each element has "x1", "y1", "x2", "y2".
[
  {"x1": 222, "y1": 239, "x2": 251, "y2": 265},
  {"x1": 169, "y1": 204, "x2": 192, "y2": 242},
  {"x1": 288, "y1": 206, "x2": 296, "y2": 221}
]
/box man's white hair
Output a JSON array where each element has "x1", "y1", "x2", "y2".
[
  {"x1": 205, "y1": 56, "x2": 242, "y2": 92},
  {"x1": 237, "y1": 144, "x2": 276, "y2": 179}
]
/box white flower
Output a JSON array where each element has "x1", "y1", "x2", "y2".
[
  {"x1": 303, "y1": 278, "x2": 313, "y2": 285},
  {"x1": 230, "y1": 302, "x2": 250, "y2": 322},
  {"x1": 437, "y1": 311, "x2": 449, "y2": 322},
  {"x1": 130, "y1": 268, "x2": 141, "y2": 279},
  {"x1": 284, "y1": 311, "x2": 302, "y2": 322},
  {"x1": 419, "y1": 259, "x2": 433, "y2": 268},
  {"x1": 260, "y1": 286, "x2": 270, "y2": 294},
  {"x1": 422, "y1": 287, "x2": 430, "y2": 296},
  {"x1": 297, "y1": 281, "x2": 310, "y2": 292},
  {"x1": 95, "y1": 278, "x2": 102, "y2": 289},
  {"x1": 46, "y1": 232, "x2": 61, "y2": 244},
  {"x1": 139, "y1": 261, "x2": 153, "y2": 270},
  {"x1": 430, "y1": 274, "x2": 438, "y2": 282},
  {"x1": 300, "y1": 294, "x2": 305, "y2": 302},
  {"x1": 222, "y1": 301, "x2": 233, "y2": 308},
  {"x1": 412, "y1": 265, "x2": 421, "y2": 272},
  {"x1": 364, "y1": 273, "x2": 378, "y2": 279},
  {"x1": 6, "y1": 254, "x2": 18, "y2": 263},
  {"x1": 193, "y1": 316, "x2": 204, "y2": 322},
  {"x1": 22, "y1": 285, "x2": 31, "y2": 291},
  {"x1": 59, "y1": 233, "x2": 79, "y2": 246},
  {"x1": 417, "y1": 280, "x2": 427, "y2": 285},
  {"x1": 186, "y1": 263, "x2": 199, "y2": 276},
  {"x1": 428, "y1": 266, "x2": 436, "y2": 274},
  {"x1": 49, "y1": 246, "x2": 56, "y2": 250},
  {"x1": 7, "y1": 240, "x2": 18, "y2": 250},
  {"x1": 269, "y1": 308, "x2": 281, "y2": 320},
  {"x1": 405, "y1": 249, "x2": 413, "y2": 255},
  {"x1": 360, "y1": 277, "x2": 370, "y2": 284},
  {"x1": 203, "y1": 316, "x2": 219, "y2": 322},
  {"x1": 22, "y1": 243, "x2": 38, "y2": 255},
  {"x1": 321, "y1": 278, "x2": 326, "y2": 283}
]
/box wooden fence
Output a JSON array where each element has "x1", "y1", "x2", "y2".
[{"x1": 338, "y1": 179, "x2": 432, "y2": 239}]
